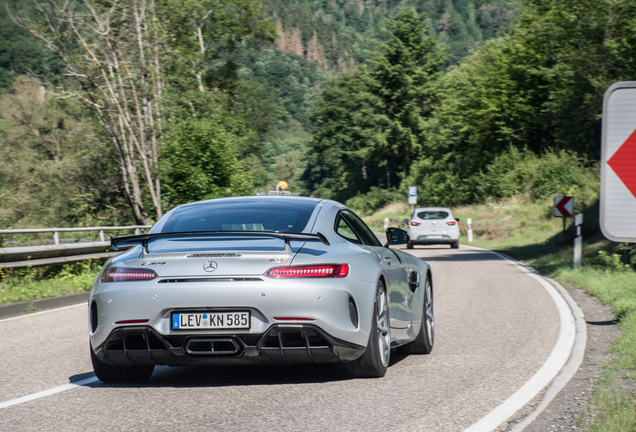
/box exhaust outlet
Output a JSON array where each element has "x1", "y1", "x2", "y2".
[{"x1": 185, "y1": 338, "x2": 241, "y2": 355}]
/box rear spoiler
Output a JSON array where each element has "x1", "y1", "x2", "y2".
[{"x1": 110, "y1": 231, "x2": 330, "y2": 251}]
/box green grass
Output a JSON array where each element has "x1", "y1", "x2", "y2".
[
  {"x1": 360, "y1": 196, "x2": 636, "y2": 431},
  {"x1": 0, "y1": 260, "x2": 104, "y2": 305}
]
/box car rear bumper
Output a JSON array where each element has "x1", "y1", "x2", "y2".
[
  {"x1": 93, "y1": 324, "x2": 365, "y2": 366},
  {"x1": 411, "y1": 235, "x2": 457, "y2": 245},
  {"x1": 89, "y1": 275, "x2": 377, "y2": 354}
]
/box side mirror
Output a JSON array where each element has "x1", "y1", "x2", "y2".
[
  {"x1": 402, "y1": 218, "x2": 409, "y2": 224},
  {"x1": 385, "y1": 228, "x2": 409, "y2": 247},
  {"x1": 455, "y1": 218, "x2": 460, "y2": 222}
]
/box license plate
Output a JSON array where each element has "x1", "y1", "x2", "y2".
[
  {"x1": 172, "y1": 312, "x2": 250, "y2": 330},
  {"x1": 426, "y1": 235, "x2": 442, "y2": 239}
]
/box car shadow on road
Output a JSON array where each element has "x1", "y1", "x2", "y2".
[
  {"x1": 408, "y1": 248, "x2": 503, "y2": 263},
  {"x1": 72, "y1": 350, "x2": 411, "y2": 388}
]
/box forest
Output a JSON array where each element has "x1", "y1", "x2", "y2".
[{"x1": 0, "y1": 0, "x2": 634, "y2": 228}]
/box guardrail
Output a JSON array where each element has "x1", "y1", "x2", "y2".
[
  {"x1": 0, "y1": 225, "x2": 152, "y2": 245},
  {"x1": 0, "y1": 225, "x2": 151, "y2": 269}
]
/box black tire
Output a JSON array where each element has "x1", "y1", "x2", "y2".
[
  {"x1": 344, "y1": 280, "x2": 391, "y2": 378},
  {"x1": 91, "y1": 343, "x2": 154, "y2": 383},
  {"x1": 451, "y1": 240, "x2": 459, "y2": 249},
  {"x1": 397, "y1": 275, "x2": 434, "y2": 355},
  {"x1": 406, "y1": 241, "x2": 414, "y2": 249}
]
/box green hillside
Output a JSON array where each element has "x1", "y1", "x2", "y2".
[{"x1": 230, "y1": 0, "x2": 517, "y2": 191}]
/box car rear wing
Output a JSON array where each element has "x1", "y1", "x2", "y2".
[{"x1": 110, "y1": 231, "x2": 330, "y2": 251}]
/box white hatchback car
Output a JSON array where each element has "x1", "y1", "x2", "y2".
[{"x1": 405, "y1": 207, "x2": 460, "y2": 249}]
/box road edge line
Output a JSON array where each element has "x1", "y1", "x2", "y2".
[
  {"x1": 0, "y1": 302, "x2": 86, "y2": 323},
  {"x1": 0, "y1": 376, "x2": 99, "y2": 410},
  {"x1": 461, "y1": 246, "x2": 582, "y2": 432},
  {"x1": 507, "y1": 277, "x2": 587, "y2": 431}
]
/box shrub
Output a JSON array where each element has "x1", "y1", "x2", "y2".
[
  {"x1": 482, "y1": 147, "x2": 599, "y2": 203},
  {"x1": 346, "y1": 187, "x2": 399, "y2": 215}
]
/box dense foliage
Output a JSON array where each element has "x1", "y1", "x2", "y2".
[
  {"x1": 0, "y1": 0, "x2": 275, "y2": 227},
  {"x1": 407, "y1": 0, "x2": 636, "y2": 206},
  {"x1": 4, "y1": 0, "x2": 634, "y2": 226},
  {"x1": 307, "y1": 0, "x2": 635, "y2": 209},
  {"x1": 303, "y1": 8, "x2": 445, "y2": 201}
]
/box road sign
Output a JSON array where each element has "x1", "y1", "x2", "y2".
[
  {"x1": 554, "y1": 196, "x2": 573, "y2": 218},
  {"x1": 408, "y1": 186, "x2": 417, "y2": 205},
  {"x1": 601, "y1": 81, "x2": 636, "y2": 242}
]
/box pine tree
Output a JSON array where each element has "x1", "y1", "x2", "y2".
[{"x1": 368, "y1": 7, "x2": 445, "y2": 179}]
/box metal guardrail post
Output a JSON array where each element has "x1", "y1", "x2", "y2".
[
  {"x1": 135, "y1": 228, "x2": 141, "y2": 235},
  {"x1": 99, "y1": 230, "x2": 105, "y2": 242},
  {"x1": 54, "y1": 231, "x2": 59, "y2": 245}
]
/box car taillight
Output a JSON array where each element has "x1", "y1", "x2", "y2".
[
  {"x1": 446, "y1": 221, "x2": 457, "y2": 226},
  {"x1": 101, "y1": 267, "x2": 157, "y2": 282},
  {"x1": 265, "y1": 264, "x2": 349, "y2": 278},
  {"x1": 410, "y1": 222, "x2": 421, "y2": 226}
]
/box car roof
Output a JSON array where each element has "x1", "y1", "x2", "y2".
[
  {"x1": 414, "y1": 207, "x2": 452, "y2": 212},
  {"x1": 177, "y1": 195, "x2": 326, "y2": 208}
]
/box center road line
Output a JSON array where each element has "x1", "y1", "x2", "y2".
[
  {"x1": 0, "y1": 376, "x2": 99, "y2": 410},
  {"x1": 461, "y1": 246, "x2": 583, "y2": 432}
]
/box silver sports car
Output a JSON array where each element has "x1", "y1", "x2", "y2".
[{"x1": 89, "y1": 196, "x2": 434, "y2": 382}]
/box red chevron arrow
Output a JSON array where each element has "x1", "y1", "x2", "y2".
[
  {"x1": 555, "y1": 196, "x2": 573, "y2": 217},
  {"x1": 608, "y1": 128, "x2": 636, "y2": 199}
]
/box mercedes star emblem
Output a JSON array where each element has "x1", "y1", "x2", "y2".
[{"x1": 203, "y1": 261, "x2": 218, "y2": 272}]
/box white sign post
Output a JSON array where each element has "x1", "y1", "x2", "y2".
[
  {"x1": 408, "y1": 186, "x2": 417, "y2": 211},
  {"x1": 601, "y1": 81, "x2": 636, "y2": 243}
]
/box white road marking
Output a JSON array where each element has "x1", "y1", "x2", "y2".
[
  {"x1": 0, "y1": 302, "x2": 85, "y2": 323},
  {"x1": 0, "y1": 376, "x2": 99, "y2": 410},
  {"x1": 507, "y1": 279, "x2": 587, "y2": 431},
  {"x1": 461, "y1": 247, "x2": 581, "y2": 432}
]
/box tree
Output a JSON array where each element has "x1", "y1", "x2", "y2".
[
  {"x1": 0, "y1": 77, "x2": 104, "y2": 227},
  {"x1": 0, "y1": 0, "x2": 63, "y2": 89},
  {"x1": 10, "y1": 0, "x2": 274, "y2": 224},
  {"x1": 161, "y1": 117, "x2": 253, "y2": 206},
  {"x1": 303, "y1": 66, "x2": 387, "y2": 201},
  {"x1": 367, "y1": 7, "x2": 446, "y2": 181}
]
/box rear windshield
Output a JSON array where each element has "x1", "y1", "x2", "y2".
[
  {"x1": 160, "y1": 201, "x2": 316, "y2": 233},
  {"x1": 416, "y1": 211, "x2": 449, "y2": 220}
]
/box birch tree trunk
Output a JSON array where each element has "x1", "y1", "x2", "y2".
[
  {"x1": 11, "y1": 0, "x2": 274, "y2": 222},
  {"x1": 11, "y1": 0, "x2": 165, "y2": 224}
]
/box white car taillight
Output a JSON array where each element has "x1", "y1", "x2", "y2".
[
  {"x1": 410, "y1": 222, "x2": 421, "y2": 226},
  {"x1": 446, "y1": 221, "x2": 457, "y2": 226}
]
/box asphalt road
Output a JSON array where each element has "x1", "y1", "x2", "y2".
[{"x1": 0, "y1": 245, "x2": 562, "y2": 432}]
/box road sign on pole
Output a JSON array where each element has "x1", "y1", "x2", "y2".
[
  {"x1": 601, "y1": 81, "x2": 636, "y2": 242},
  {"x1": 408, "y1": 186, "x2": 417, "y2": 205},
  {"x1": 554, "y1": 196, "x2": 573, "y2": 218}
]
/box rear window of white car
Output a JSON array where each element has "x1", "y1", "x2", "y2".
[
  {"x1": 160, "y1": 201, "x2": 316, "y2": 233},
  {"x1": 416, "y1": 211, "x2": 449, "y2": 220}
]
